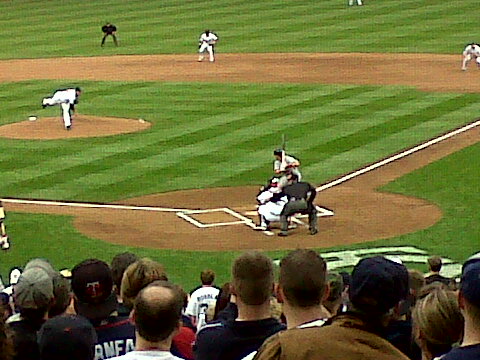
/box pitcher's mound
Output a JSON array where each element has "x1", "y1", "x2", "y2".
[{"x1": 0, "y1": 115, "x2": 151, "y2": 139}]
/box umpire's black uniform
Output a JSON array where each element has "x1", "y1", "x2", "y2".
[
  {"x1": 101, "y1": 23, "x2": 118, "y2": 47},
  {"x1": 279, "y1": 180, "x2": 318, "y2": 236}
]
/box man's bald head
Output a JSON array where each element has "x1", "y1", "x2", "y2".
[{"x1": 134, "y1": 281, "x2": 183, "y2": 342}]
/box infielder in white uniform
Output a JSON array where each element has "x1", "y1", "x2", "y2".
[
  {"x1": 462, "y1": 43, "x2": 480, "y2": 71},
  {"x1": 42, "y1": 87, "x2": 82, "y2": 130},
  {"x1": 273, "y1": 149, "x2": 302, "y2": 188},
  {"x1": 255, "y1": 178, "x2": 289, "y2": 230},
  {"x1": 198, "y1": 30, "x2": 218, "y2": 62}
]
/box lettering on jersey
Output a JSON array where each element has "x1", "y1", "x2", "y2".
[
  {"x1": 94, "y1": 339, "x2": 135, "y2": 360},
  {"x1": 196, "y1": 293, "x2": 217, "y2": 302}
]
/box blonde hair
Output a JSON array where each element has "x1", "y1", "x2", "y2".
[
  {"x1": 120, "y1": 258, "x2": 168, "y2": 310},
  {"x1": 412, "y1": 284, "x2": 463, "y2": 358}
]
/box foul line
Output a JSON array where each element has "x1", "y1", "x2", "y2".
[
  {"x1": 316, "y1": 119, "x2": 480, "y2": 192},
  {"x1": 0, "y1": 198, "x2": 187, "y2": 212}
]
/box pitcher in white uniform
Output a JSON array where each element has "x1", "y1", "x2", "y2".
[
  {"x1": 198, "y1": 30, "x2": 218, "y2": 62},
  {"x1": 42, "y1": 87, "x2": 82, "y2": 130},
  {"x1": 462, "y1": 43, "x2": 480, "y2": 71}
]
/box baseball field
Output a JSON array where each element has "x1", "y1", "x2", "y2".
[{"x1": 0, "y1": 0, "x2": 479, "y2": 290}]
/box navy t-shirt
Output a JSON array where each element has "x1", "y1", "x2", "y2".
[
  {"x1": 441, "y1": 344, "x2": 480, "y2": 360},
  {"x1": 194, "y1": 317, "x2": 286, "y2": 360},
  {"x1": 94, "y1": 316, "x2": 135, "y2": 360}
]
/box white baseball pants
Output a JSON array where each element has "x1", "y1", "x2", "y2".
[
  {"x1": 199, "y1": 43, "x2": 215, "y2": 62},
  {"x1": 42, "y1": 98, "x2": 72, "y2": 128}
]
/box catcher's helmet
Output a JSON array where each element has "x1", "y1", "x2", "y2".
[{"x1": 273, "y1": 149, "x2": 283, "y2": 156}]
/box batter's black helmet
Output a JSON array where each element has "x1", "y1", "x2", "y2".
[{"x1": 273, "y1": 149, "x2": 283, "y2": 156}]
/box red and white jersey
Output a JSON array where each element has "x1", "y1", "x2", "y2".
[{"x1": 463, "y1": 44, "x2": 480, "y2": 57}]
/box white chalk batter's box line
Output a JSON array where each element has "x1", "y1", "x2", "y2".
[{"x1": 176, "y1": 206, "x2": 334, "y2": 230}]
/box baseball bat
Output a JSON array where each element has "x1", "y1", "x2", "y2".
[{"x1": 281, "y1": 134, "x2": 287, "y2": 171}]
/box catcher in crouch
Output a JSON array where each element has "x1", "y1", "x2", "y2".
[{"x1": 254, "y1": 177, "x2": 289, "y2": 231}]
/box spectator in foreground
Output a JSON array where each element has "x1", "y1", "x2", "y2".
[
  {"x1": 48, "y1": 274, "x2": 72, "y2": 318},
  {"x1": 255, "y1": 256, "x2": 410, "y2": 360},
  {"x1": 442, "y1": 257, "x2": 480, "y2": 360},
  {"x1": 323, "y1": 272, "x2": 344, "y2": 316},
  {"x1": 121, "y1": 258, "x2": 168, "y2": 311},
  {"x1": 213, "y1": 282, "x2": 237, "y2": 322},
  {"x1": 253, "y1": 249, "x2": 331, "y2": 360},
  {"x1": 9, "y1": 267, "x2": 54, "y2": 360},
  {"x1": 194, "y1": 251, "x2": 285, "y2": 360},
  {"x1": 71, "y1": 259, "x2": 135, "y2": 360},
  {"x1": 109, "y1": 281, "x2": 184, "y2": 360},
  {"x1": 0, "y1": 305, "x2": 14, "y2": 360},
  {"x1": 38, "y1": 314, "x2": 97, "y2": 360},
  {"x1": 425, "y1": 256, "x2": 453, "y2": 287},
  {"x1": 120, "y1": 258, "x2": 194, "y2": 360},
  {"x1": 111, "y1": 252, "x2": 139, "y2": 316},
  {"x1": 186, "y1": 269, "x2": 220, "y2": 330},
  {"x1": 23, "y1": 258, "x2": 72, "y2": 318},
  {"x1": 411, "y1": 284, "x2": 463, "y2": 360},
  {"x1": 384, "y1": 269, "x2": 426, "y2": 359}
]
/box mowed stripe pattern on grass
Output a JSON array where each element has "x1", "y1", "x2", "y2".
[
  {"x1": 1, "y1": 81, "x2": 479, "y2": 202},
  {"x1": 0, "y1": 0, "x2": 475, "y2": 58}
]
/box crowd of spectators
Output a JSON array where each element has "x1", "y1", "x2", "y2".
[{"x1": 0, "y1": 251, "x2": 478, "y2": 360}]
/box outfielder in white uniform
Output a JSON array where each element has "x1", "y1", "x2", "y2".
[
  {"x1": 255, "y1": 178, "x2": 289, "y2": 230},
  {"x1": 42, "y1": 87, "x2": 82, "y2": 130},
  {"x1": 198, "y1": 30, "x2": 218, "y2": 62},
  {"x1": 462, "y1": 43, "x2": 480, "y2": 71}
]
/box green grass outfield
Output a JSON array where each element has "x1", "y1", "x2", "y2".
[{"x1": 0, "y1": 0, "x2": 479, "y2": 289}]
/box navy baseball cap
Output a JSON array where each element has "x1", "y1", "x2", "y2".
[
  {"x1": 349, "y1": 256, "x2": 409, "y2": 314},
  {"x1": 460, "y1": 256, "x2": 480, "y2": 308},
  {"x1": 38, "y1": 314, "x2": 97, "y2": 360},
  {"x1": 71, "y1": 259, "x2": 117, "y2": 322}
]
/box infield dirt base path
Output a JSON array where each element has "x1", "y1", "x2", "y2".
[{"x1": 2, "y1": 52, "x2": 480, "y2": 251}]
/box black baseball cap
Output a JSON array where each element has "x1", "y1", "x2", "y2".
[
  {"x1": 349, "y1": 256, "x2": 409, "y2": 314},
  {"x1": 38, "y1": 314, "x2": 97, "y2": 360},
  {"x1": 71, "y1": 259, "x2": 117, "y2": 322}
]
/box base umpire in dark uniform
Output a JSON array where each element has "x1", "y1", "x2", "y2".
[
  {"x1": 101, "y1": 23, "x2": 118, "y2": 47},
  {"x1": 278, "y1": 173, "x2": 318, "y2": 236}
]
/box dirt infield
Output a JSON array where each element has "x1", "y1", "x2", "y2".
[{"x1": 2, "y1": 52, "x2": 480, "y2": 251}]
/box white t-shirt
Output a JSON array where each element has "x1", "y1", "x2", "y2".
[
  {"x1": 185, "y1": 286, "x2": 220, "y2": 321},
  {"x1": 108, "y1": 350, "x2": 182, "y2": 360}
]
